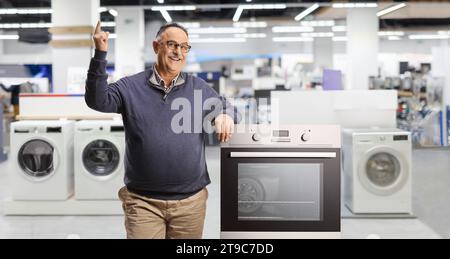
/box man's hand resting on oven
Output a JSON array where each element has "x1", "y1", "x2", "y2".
[{"x1": 215, "y1": 114, "x2": 234, "y2": 143}]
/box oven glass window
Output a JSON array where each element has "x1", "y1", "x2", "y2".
[{"x1": 238, "y1": 163, "x2": 322, "y2": 221}]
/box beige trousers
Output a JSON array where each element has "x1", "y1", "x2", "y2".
[{"x1": 118, "y1": 186, "x2": 208, "y2": 239}]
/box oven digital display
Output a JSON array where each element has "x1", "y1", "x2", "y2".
[{"x1": 273, "y1": 130, "x2": 289, "y2": 137}]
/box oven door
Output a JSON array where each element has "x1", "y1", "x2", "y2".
[{"x1": 221, "y1": 148, "x2": 340, "y2": 232}]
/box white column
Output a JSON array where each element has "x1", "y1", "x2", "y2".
[
  {"x1": 432, "y1": 45, "x2": 450, "y2": 146},
  {"x1": 115, "y1": 8, "x2": 145, "y2": 78},
  {"x1": 51, "y1": 0, "x2": 99, "y2": 93},
  {"x1": 313, "y1": 28, "x2": 333, "y2": 70},
  {"x1": 0, "y1": 35, "x2": 4, "y2": 55},
  {"x1": 145, "y1": 21, "x2": 164, "y2": 64},
  {"x1": 346, "y1": 8, "x2": 379, "y2": 90}
]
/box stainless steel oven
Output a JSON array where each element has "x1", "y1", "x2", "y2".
[{"x1": 221, "y1": 125, "x2": 341, "y2": 239}]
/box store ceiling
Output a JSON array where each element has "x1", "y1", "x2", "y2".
[{"x1": 0, "y1": 0, "x2": 449, "y2": 30}]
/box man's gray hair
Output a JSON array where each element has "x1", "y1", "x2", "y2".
[{"x1": 156, "y1": 23, "x2": 189, "y2": 39}]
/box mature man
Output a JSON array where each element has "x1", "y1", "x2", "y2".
[{"x1": 86, "y1": 22, "x2": 239, "y2": 239}]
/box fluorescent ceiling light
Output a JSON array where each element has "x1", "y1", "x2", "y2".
[
  {"x1": 98, "y1": 7, "x2": 108, "y2": 13},
  {"x1": 378, "y1": 31, "x2": 405, "y2": 36},
  {"x1": 272, "y1": 26, "x2": 314, "y2": 33},
  {"x1": 108, "y1": 9, "x2": 118, "y2": 17},
  {"x1": 234, "y1": 33, "x2": 267, "y2": 39},
  {"x1": 179, "y1": 22, "x2": 201, "y2": 28},
  {"x1": 17, "y1": 9, "x2": 53, "y2": 14},
  {"x1": 0, "y1": 8, "x2": 53, "y2": 14},
  {"x1": 243, "y1": 4, "x2": 287, "y2": 10},
  {"x1": 0, "y1": 21, "x2": 114, "y2": 29},
  {"x1": 233, "y1": 6, "x2": 244, "y2": 22},
  {"x1": 409, "y1": 34, "x2": 450, "y2": 40},
  {"x1": 0, "y1": 23, "x2": 52, "y2": 29},
  {"x1": 332, "y1": 37, "x2": 347, "y2": 42},
  {"x1": 189, "y1": 27, "x2": 246, "y2": 34},
  {"x1": 157, "y1": 0, "x2": 164, "y2": 3},
  {"x1": 333, "y1": 3, "x2": 378, "y2": 8},
  {"x1": 301, "y1": 32, "x2": 334, "y2": 38},
  {"x1": 273, "y1": 37, "x2": 314, "y2": 42},
  {"x1": 0, "y1": 34, "x2": 19, "y2": 40},
  {"x1": 332, "y1": 26, "x2": 346, "y2": 32},
  {"x1": 160, "y1": 10, "x2": 172, "y2": 22},
  {"x1": 388, "y1": 36, "x2": 402, "y2": 41},
  {"x1": 233, "y1": 21, "x2": 268, "y2": 28},
  {"x1": 300, "y1": 20, "x2": 334, "y2": 27},
  {"x1": 190, "y1": 38, "x2": 247, "y2": 43},
  {"x1": 295, "y1": 3, "x2": 319, "y2": 21},
  {"x1": 151, "y1": 6, "x2": 196, "y2": 11},
  {"x1": 233, "y1": 4, "x2": 286, "y2": 22},
  {"x1": 377, "y1": 3, "x2": 407, "y2": 17},
  {"x1": 101, "y1": 22, "x2": 116, "y2": 27}
]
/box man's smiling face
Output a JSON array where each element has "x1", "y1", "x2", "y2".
[{"x1": 154, "y1": 27, "x2": 189, "y2": 75}]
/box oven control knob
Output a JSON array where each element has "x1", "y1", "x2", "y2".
[
  {"x1": 252, "y1": 133, "x2": 261, "y2": 142},
  {"x1": 301, "y1": 133, "x2": 311, "y2": 142}
]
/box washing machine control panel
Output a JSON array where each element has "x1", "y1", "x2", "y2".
[
  {"x1": 356, "y1": 133, "x2": 411, "y2": 144},
  {"x1": 394, "y1": 135, "x2": 409, "y2": 141}
]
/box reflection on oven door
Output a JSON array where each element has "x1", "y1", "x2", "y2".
[{"x1": 238, "y1": 163, "x2": 322, "y2": 221}]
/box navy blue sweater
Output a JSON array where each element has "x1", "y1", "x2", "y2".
[{"x1": 85, "y1": 51, "x2": 239, "y2": 200}]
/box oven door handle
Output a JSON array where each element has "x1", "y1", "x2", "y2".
[{"x1": 230, "y1": 152, "x2": 337, "y2": 158}]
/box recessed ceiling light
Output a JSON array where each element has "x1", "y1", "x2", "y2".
[{"x1": 108, "y1": 9, "x2": 118, "y2": 17}]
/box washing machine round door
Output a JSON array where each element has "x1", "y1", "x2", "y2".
[
  {"x1": 82, "y1": 140, "x2": 120, "y2": 177},
  {"x1": 359, "y1": 146, "x2": 409, "y2": 196},
  {"x1": 18, "y1": 139, "x2": 55, "y2": 179}
]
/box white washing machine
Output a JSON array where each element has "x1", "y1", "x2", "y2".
[
  {"x1": 74, "y1": 120, "x2": 125, "y2": 200},
  {"x1": 10, "y1": 120, "x2": 74, "y2": 200},
  {"x1": 343, "y1": 129, "x2": 412, "y2": 214}
]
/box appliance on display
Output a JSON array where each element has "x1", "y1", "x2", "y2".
[
  {"x1": 448, "y1": 106, "x2": 450, "y2": 146},
  {"x1": 74, "y1": 120, "x2": 125, "y2": 200},
  {"x1": 0, "y1": 104, "x2": 6, "y2": 162},
  {"x1": 401, "y1": 77, "x2": 413, "y2": 92},
  {"x1": 10, "y1": 120, "x2": 75, "y2": 200},
  {"x1": 221, "y1": 124, "x2": 341, "y2": 239},
  {"x1": 231, "y1": 65, "x2": 256, "y2": 81},
  {"x1": 342, "y1": 129, "x2": 412, "y2": 214},
  {"x1": 399, "y1": 62, "x2": 409, "y2": 75}
]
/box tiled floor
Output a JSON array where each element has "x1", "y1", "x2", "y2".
[{"x1": 0, "y1": 147, "x2": 447, "y2": 239}]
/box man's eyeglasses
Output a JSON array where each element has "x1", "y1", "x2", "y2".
[{"x1": 160, "y1": 40, "x2": 191, "y2": 53}]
